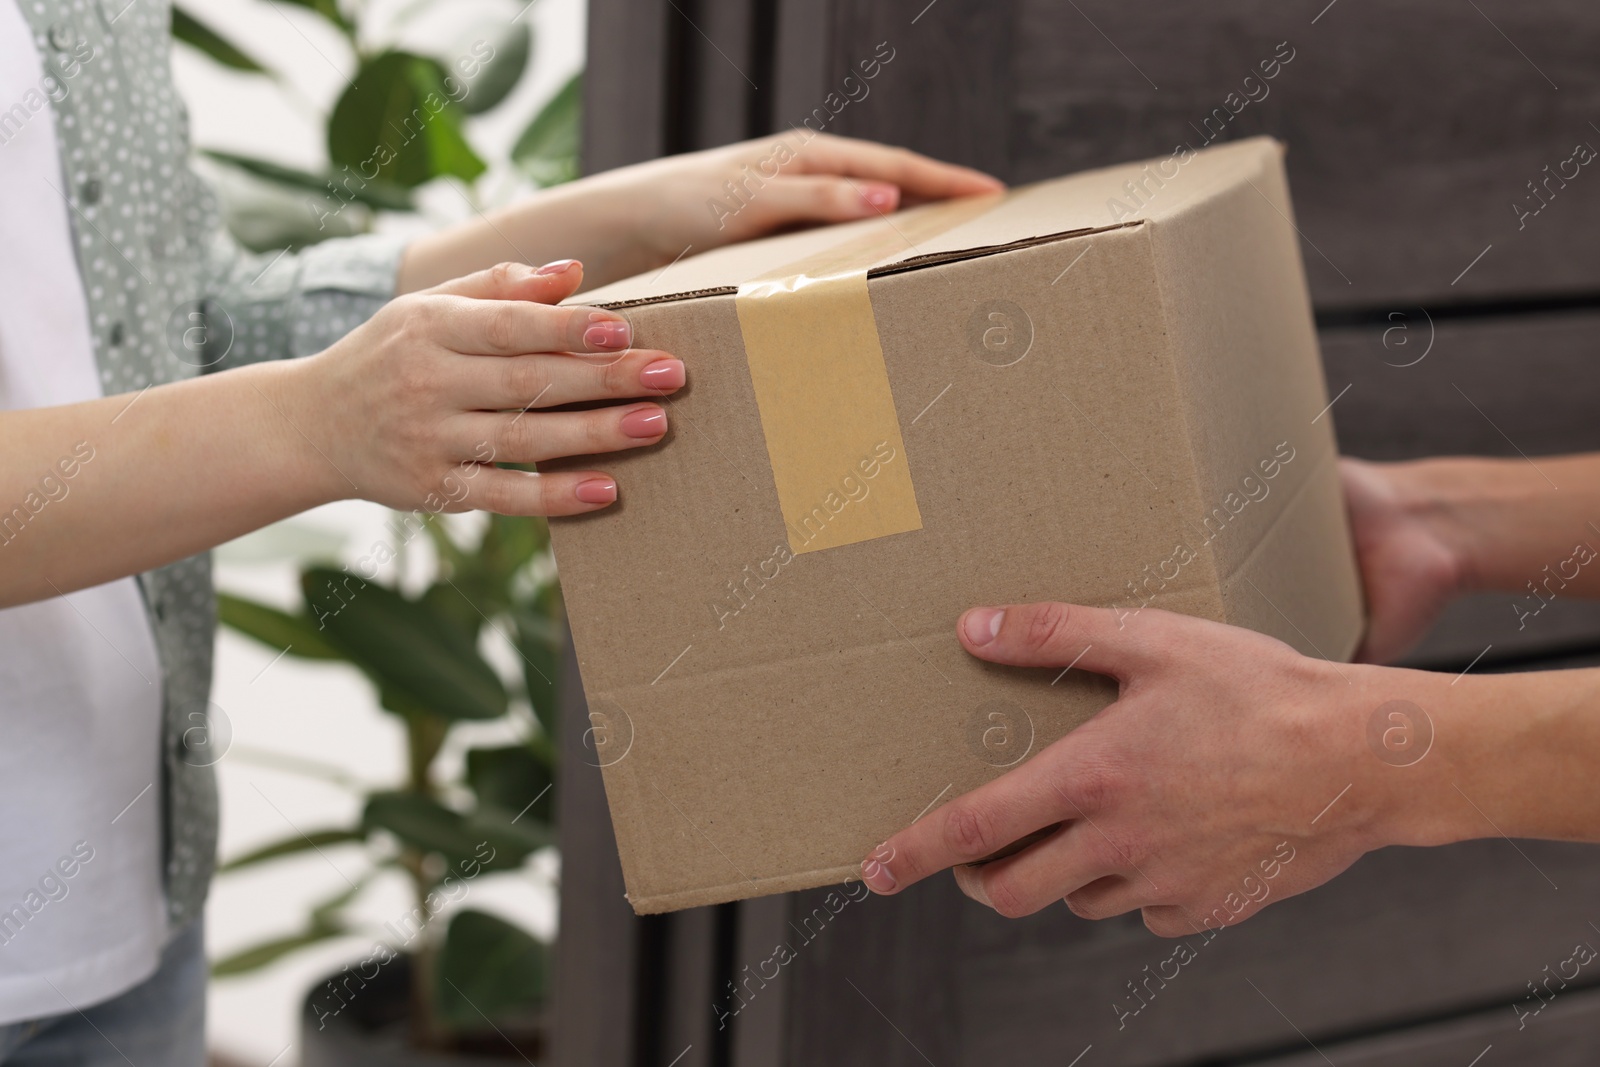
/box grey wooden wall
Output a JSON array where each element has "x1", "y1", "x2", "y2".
[{"x1": 554, "y1": 2, "x2": 1600, "y2": 1064}]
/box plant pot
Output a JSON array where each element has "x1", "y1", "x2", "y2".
[{"x1": 300, "y1": 954, "x2": 546, "y2": 1065}]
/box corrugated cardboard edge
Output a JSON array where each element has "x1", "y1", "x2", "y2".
[
  {"x1": 589, "y1": 223, "x2": 1141, "y2": 312},
  {"x1": 628, "y1": 865, "x2": 863, "y2": 915}
]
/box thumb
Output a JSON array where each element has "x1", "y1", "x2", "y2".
[
  {"x1": 957, "y1": 602, "x2": 1157, "y2": 682},
  {"x1": 425, "y1": 259, "x2": 587, "y2": 304}
]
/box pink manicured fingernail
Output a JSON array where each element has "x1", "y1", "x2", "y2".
[
  {"x1": 638, "y1": 358, "x2": 685, "y2": 391},
  {"x1": 584, "y1": 320, "x2": 631, "y2": 350},
  {"x1": 861, "y1": 184, "x2": 898, "y2": 212},
  {"x1": 964, "y1": 608, "x2": 1003, "y2": 645},
  {"x1": 861, "y1": 845, "x2": 897, "y2": 892},
  {"x1": 537, "y1": 258, "x2": 578, "y2": 275},
  {"x1": 575, "y1": 478, "x2": 616, "y2": 504},
  {"x1": 619, "y1": 406, "x2": 668, "y2": 438}
]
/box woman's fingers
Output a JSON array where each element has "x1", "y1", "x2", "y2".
[
  {"x1": 425, "y1": 258, "x2": 586, "y2": 303},
  {"x1": 439, "y1": 400, "x2": 673, "y2": 515},
  {"x1": 742, "y1": 175, "x2": 903, "y2": 229},
  {"x1": 430, "y1": 296, "x2": 636, "y2": 358},
  {"x1": 453, "y1": 466, "x2": 621, "y2": 517},
  {"x1": 739, "y1": 138, "x2": 1005, "y2": 230},
  {"x1": 415, "y1": 259, "x2": 638, "y2": 358},
  {"x1": 454, "y1": 403, "x2": 669, "y2": 465},
  {"x1": 452, "y1": 349, "x2": 685, "y2": 411},
  {"x1": 791, "y1": 134, "x2": 1005, "y2": 200}
]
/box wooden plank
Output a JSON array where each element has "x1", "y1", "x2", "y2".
[
  {"x1": 1248, "y1": 983, "x2": 1600, "y2": 1066},
  {"x1": 782, "y1": 879, "x2": 965, "y2": 1066},
  {"x1": 1320, "y1": 310, "x2": 1600, "y2": 462},
  {"x1": 581, "y1": 0, "x2": 674, "y2": 170},
  {"x1": 592, "y1": 0, "x2": 1600, "y2": 310},
  {"x1": 1009, "y1": 0, "x2": 1600, "y2": 309},
  {"x1": 675, "y1": 0, "x2": 765, "y2": 149},
  {"x1": 1402, "y1": 593, "x2": 1600, "y2": 672},
  {"x1": 727, "y1": 896, "x2": 791, "y2": 1067},
  {"x1": 551, "y1": 639, "x2": 647, "y2": 1067},
  {"x1": 657, "y1": 906, "x2": 723, "y2": 1067},
  {"x1": 819, "y1": 0, "x2": 1017, "y2": 173},
  {"x1": 770, "y1": 0, "x2": 830, "y2": 132},
  {"x1": 951, "y1": 834, "x2": 1600, "y2": 1066}
]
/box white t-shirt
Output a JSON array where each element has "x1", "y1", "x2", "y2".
[{"x1": 0, "y1": 0, "x2": 166, "y2": 1023}]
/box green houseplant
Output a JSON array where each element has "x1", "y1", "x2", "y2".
[
  {"x1": 172, "y1": 0, "x2": 582, "y2": 1057},
  {"x1": 215, "y1": 514, "x2": 565, "y2": 1057},
  {"x1": 173, "y1": 0, "x2": 580, "y2": 252}
]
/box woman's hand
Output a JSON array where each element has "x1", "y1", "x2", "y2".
[
  {"x1": 1341, "y1": 457, "x2": 1470, "y2": 663},
  {"x1": 0, "y1": 258, "x2": 679, "y2": 605},
  {"x1": 398, "y1": 133, "x2": 1005, "y2": 292},
  {"x1": 593, "y1": 131, "x2": 1005, "y2": 279},
  {"x1": 289, "y1": 259, "x2": 680, "y2": 515},
  {"x1": 859, "y1": 601, "x2": 1478, "y2": 937}
]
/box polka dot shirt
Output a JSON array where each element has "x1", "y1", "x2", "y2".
[{"x1": 14, "y1": 0, "x2": 406, "y2": 933}]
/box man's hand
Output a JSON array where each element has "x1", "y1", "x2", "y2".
[
  {"x1": 859, "y1": 602, "x2": 1466, "y2": 937},
  {"x1": 1341, "y1": 458, "x2": 1469, "y2": 663}
]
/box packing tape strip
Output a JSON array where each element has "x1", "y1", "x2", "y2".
[{"x1": 734, "y1": 193, "x2": 1004, "y2": 555}]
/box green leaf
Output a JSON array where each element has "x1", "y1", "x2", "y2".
[
  {"x1": 364, "y1": 791, "x2": 471, "y2": 855},
  {"x1": 328, "y1": 52, "x2": 487, "y2": 189},
  {"x1": 419, "y1": 512, "x2": 470, "y2": 575},
  {"x1": 466, "y1": 809, "x2": 552, "y2": 860},
  {"x1": 511, "y1": 72, "x2": 581, "y2": 185},
  {"x1": 459, "y1": 22, "x2": 532, "y2": 115},
  {"x1": 218, "y1": 592, "x2": 343, "y2": 660},
  {"x1": 270, "y1": 0, "x2": 352, "y2": 35},
  {"x1": 204, "y1": 150, "x2": 416, "y2": 213},
  {"x1": 478, "y1": 515, "x2": 545, "y2": 585},
  {"x1": 402, "y1": 59, "x2": 488, "y2": 183},
  {"x1": 210, "y1": 872, "x2": 372, "y2": 977},
  {"x1": 217, "y1": 828, "x2": 365, "y2": 873},
  {"x1": 419, "y1": 581, "x2": 487, "y2": 644},
  {"x1": 172, "y1": 7, "x2": 268, "y2": 72},
  {"x1": 511, "y1": 607, "x2": 561, "y2": 742},
  {"x1": 301, "y1": 568, "x2": 508, "y2": 721},
  {"x1": 211, "y1": 925, "x2": 347, "y2": 977},
  {"x1": 311, "y1": 871, "x2": 371, "y2": 924},
  {"x1": 514, "y1": 602, "x2": 563, "y2": 649},
  {"x1": 364, "y1": 791, "x2": 545, "y2": 869},
  {"x1": 466, "y1": 745, "x2": 553, "y2": 825},
  {"x1": 437, "y1": 910, "x2": 549, "y2": 1026}
]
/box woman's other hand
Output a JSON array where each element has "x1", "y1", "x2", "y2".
[
  {"x1": 611, "y1": 131, "x2": 1005, "y2": 270},
  {"x1": 397, "y1": 133, "x2": 1004, "y2": 292}
]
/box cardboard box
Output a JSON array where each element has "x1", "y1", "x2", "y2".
[{"x1": 549, "y1": 136, "x2": 1364, "y2": 914}]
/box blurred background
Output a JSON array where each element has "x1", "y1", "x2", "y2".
[
  {"x1": 171, "y1": 1, "x2": 585, "y2": 1063},
  {"x1": 176, "y1": 2, "x2": 1600, "y2": 1065}
]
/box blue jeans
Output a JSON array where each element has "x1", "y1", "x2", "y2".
[{"x1": 0, "y1": 922, "x2": 204, "y2": 1066}]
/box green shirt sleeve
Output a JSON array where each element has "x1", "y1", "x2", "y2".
[{"x1": 199, "y1": 227, "x2": 409, "y2": 370}]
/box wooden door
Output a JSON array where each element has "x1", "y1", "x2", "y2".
[{"x1": 555, "y1": 3, "x2": 1600, "y2": 1064}]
